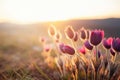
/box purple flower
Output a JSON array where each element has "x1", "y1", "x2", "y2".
[
  {"x1": 110, "y1": 48, "x2": 115, "y2": 56},
  {"x1": 112, "y1": 38, "x2": 120, "y2": 52},
  {"x1": 90, "y1": 30, "x2": 104, "y2": 46},
  {"x1": 45, "y1": 47, "x2": 50, "y2": 52},
  {"x1": 63, "y1": 45, "x2": 75, "y2": 55},
  {"x1": 44, "y1": 45, "x2": 51, "y2": 52},
  {"x1": 79, "y1": 46, "x2": 86, "y2": 54},
  {"x1": 102, "y1": 37, "x2": 113, "y2": 49},
  {"x1": 73, "y1": 32, "x2": 79, "y2": 41},
  {"x1": 65, "y1": 26, "x2": 75, "y2": 39},
  {"x1": 55, "y1": 31, "x2": 61, "y2": 40},
  {"x1": 59, "y1": 43, "x2": 75, "y2": 55},
  {"x1": 55, "y1": 31, "x2": 62, "y2": 43},
  {"x1": 40, "y1": 37, "x2": 46, "y2": 43},
  {"x1": 48, "y1": 25, "x2": 56, "y2": 37},
  {"x1": 84, "y1": 40, "x2": 93, "y2": 50},
  {"x1": 86, "y1": 30, "x2": 90, "y2": 39},
  {"x1": 59, "y1": 43, "x2": 65, "y2": 53},
  {"x1": 79, "y1": 27, "x2": 87, "y2": 40}
]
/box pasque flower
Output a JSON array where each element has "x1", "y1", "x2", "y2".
[
  {"x1": 90, "y1": 30, "x2": 104, "y2": 46},
  {"x1": 79, "y1": 46, "x2": 86, "y2": 54},
  {"x1": 55, "y1": 31, "x2": 62, "y2": 42},
  {"x1": 59, "y1": 43, "x2": 75, "y2": 55},
  {"x1": 59, "y1": 43, "x2": 66, "y2": 53},
  {"x1": 48, "y1": 25, "x2": 56, "y2": 37},
  {"x1": 79, "y1": 27, "x2": 87, "y2": 40},
  {"x1": 55, "y1": 31, "x2": 61, "y2": 40},
  {"x1": 44, "y1": 45, "x2": 51, "y2": 52},
  {"x1": 84, "y1": 40, "x2": 93, "y2": 50},
  {"x1": 112, "y1": 38, "x2": 120, "y2": 52},
  {"x1": 65, "y1": 26, "x2": 75, "y2": 39},
  {"x1": 86, "y1": 30, "x2": 90, "y2": 39},
  {"x1": 73, "y1": 32, "x2": 79, "y2": 41},
  {"x1": 102, "y1": 37, "x2": 113, "y2": 49},
  {"x1": 40, "y1": 37, "x2": 46, "y2": 43}
]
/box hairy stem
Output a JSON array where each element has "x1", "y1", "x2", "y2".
[{"x1": 95, "y1": 46, "x2": 98, "y2": 62}]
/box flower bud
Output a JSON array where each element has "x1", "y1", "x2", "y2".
[
  {"x1": 48, "y1": 25, "x2": 56, "y2": 37},
  {"x1": 65, "y1": 26, "x2": 75, "y2": 39},
  {"x1": 86, "y1": 30, "x2": 90, "y2": 39},
  {"x1": 63, "y1": 45, "x2": 75, "y2": 55},
  {"x1": 84, "y1": 40, "x2": 93, "y2": 50},
  {"x1": 102, "y1": 37, "x2": 113, "y2": 49},
  {"x1": 73, "y1": 32, "x2": 79, "y2": 42},
  {"x1": 59, "y1": 43, "x2": 65, "y2": 53},
  {"x1": 39, "y1": 37, "x2": 46, "y2": 43},
  {"x1": 55, "y1": 31, "x2": 62, "y2": 43},
  {"x1": 79, "y1": 27, "x2": 87, "y2": 40},
  {"x1": 59, "y1": 43, "x2": 75, "y2": 55},
  {"x1": 79, "y1": 46, "x2": 86, "y2": 54},
  {"x1": 112, "y1": 38, "x2": 120, "y2": 52}
]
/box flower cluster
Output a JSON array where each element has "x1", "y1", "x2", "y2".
[{"x1": 48, "y1": 25, "x2": 120, "y2": 80}]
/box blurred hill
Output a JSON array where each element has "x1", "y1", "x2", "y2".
[{"x1": 0, "y1": 18, "x2": 120, "y2": 39}]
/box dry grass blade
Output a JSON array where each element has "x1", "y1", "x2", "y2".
[
  {"x1": 109, "y1": 62, "x2": 119, "y2": 79},
  {"x1": 33, "y1": 63, "x2": 51, "y2": 80}
]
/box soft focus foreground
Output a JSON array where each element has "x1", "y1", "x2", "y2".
[{"x1": 0, "y1": 25, "x2": 120, "y2": 80}]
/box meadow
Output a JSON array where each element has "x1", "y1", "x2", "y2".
[{"x1": 0, "y1": 19, "x2": 120, "y2": 80}]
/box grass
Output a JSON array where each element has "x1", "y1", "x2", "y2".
[{"x1": 0, "y1": 26, "x2": 120, "y2": 80}]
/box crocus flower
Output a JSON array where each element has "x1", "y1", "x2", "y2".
[
  {"x1": 110, "y1": 48, "x2": 115, "y2": 56},
  {"x1": 112, "y1": 38, "x2": 120, "y2": 52},
  {"x1": 90, "y1": 30, "x2": 104, "y2": 46},
  {"x1": 73, "y1": 32, "x2": 79, "y2": 42},
  {"x1": 59, "y1": 43, "x2": 75, "y2": 55},
  {"x1": 48, "y1": 25, "x2": 56, "y2": 37},
  {"x1": 102, "y1": 37, "x2": 113, "y2": 49},
  {"x1": 84, "y1": 40, "x2": 93, "y2": 50},
  {"x1": 79, "y1": 27, "x2": 87, "y2": 40},
  {"x1": 79, "y1": 46, "x2": 86, "y2": 54},
  {"x1": 65, "y1": 26, "x2": 75, "y2": 39}
]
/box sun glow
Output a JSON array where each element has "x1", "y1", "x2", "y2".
[{"x1": 1, "y1": 0, "x2": 120, "y2": 23}]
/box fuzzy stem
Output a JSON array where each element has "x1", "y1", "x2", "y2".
[
  {"x1": 113, "y1": 52, "x2": 117, "y2": 63},
  {"x1": 95, "y1": 46, "x2": 98, "y2": 62},
  {"x1": 95, "y1": 71, "x2": 98, "y2": 80},
  {"x1": 90, "y1": 49, "x2": 94, "y2": 59},
  {"x1": 106, "y1": 49, "x2": 110, "y2": 61},
  {"x1": 86, "y1": 71, "x2": 88, "y2": 80}
]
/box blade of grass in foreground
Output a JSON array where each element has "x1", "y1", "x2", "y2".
[{"x1": 34, "y1": 63, "x2": 51, "y2": 80}]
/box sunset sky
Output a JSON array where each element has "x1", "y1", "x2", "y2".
[{"x1": 0, "y1": 0, "x2": 120, "y2": 23}]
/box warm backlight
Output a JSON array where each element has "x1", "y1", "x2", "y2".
[{"x1": 1, "y1": 0, "x2": 120, "y2": 23}]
